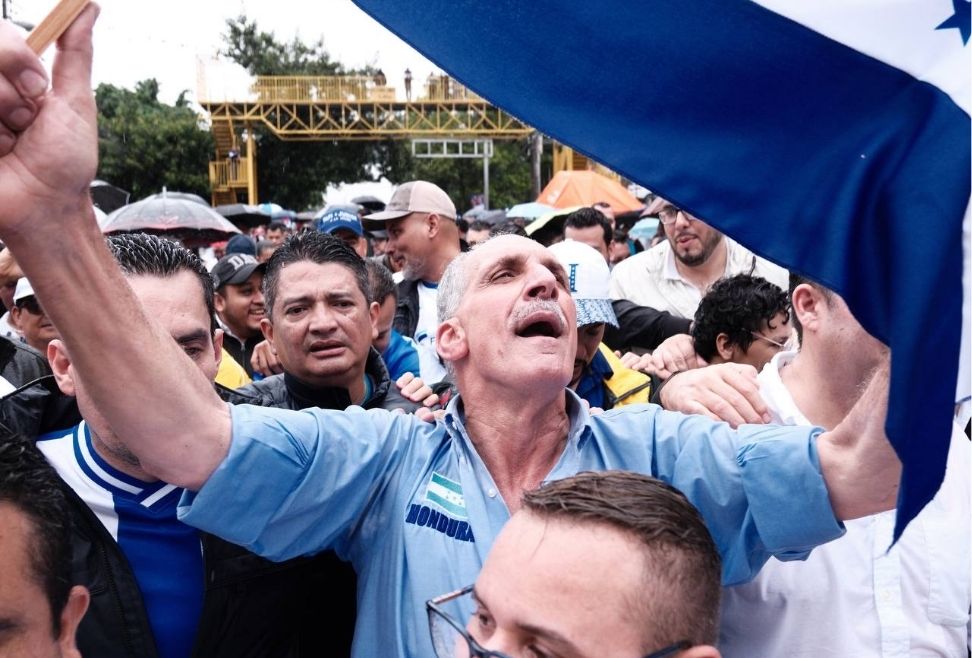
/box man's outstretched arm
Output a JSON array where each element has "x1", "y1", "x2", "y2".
[{"x1": 0, "y1": 9, "x2": 229, "y2": 489}]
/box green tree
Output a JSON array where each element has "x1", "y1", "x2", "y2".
[
  {"x1": 220, "y1": 16, "x2": 411, "y2": 210},
  {"x1": 96, "y1": 79, "x2": 213, "y2": 200},
  {"x1": 401, "y1": 140, "x2": 534, "y2": 212}
]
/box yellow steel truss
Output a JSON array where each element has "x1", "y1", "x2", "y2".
[{"x1": 203, "y1": 74, "x2": 537, "y2": 205}]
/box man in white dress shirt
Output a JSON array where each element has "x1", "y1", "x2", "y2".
[
  {"x1": 609, "y1": 197, "x2": 787, "y2": 318},
  {"x1": 718, "y1": 273, "x2": 970, "y2": 658}
]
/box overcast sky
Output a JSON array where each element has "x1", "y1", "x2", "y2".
[{"x1": 14, "y1": 0, "x2": 439, "y2": 104}]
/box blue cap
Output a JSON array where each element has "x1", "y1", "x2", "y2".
[{"x1": 316, "y1": 209, "x2": 364, "y2": 236}]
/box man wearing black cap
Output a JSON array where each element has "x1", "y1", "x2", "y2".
[
  {"x1": 211, "y1": 254, "x2": 266, "y2": 376},
  {"x1": 363, "y1": 180, "x2": 460, "y2": 383}
]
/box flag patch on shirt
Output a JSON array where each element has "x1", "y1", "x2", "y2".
[{"x1": 425, "y1": 472, "x2": 467, "y2": 519}]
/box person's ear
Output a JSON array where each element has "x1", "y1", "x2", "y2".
[
  {"x1": 213, "y1": 291, "x2": 227, "y2": 314},
  {"x1": 426, "y1": 213, "x2": 441, "y2": 237},
  {"x1": 369, "y1": 301, "x2": 380, "y2": 341},
  {"x1": 260, "y1": 317, "x2": 276, "y2": 350},
  {"x1": 790, "y1": 283, "x2": 821, "y2": 335},
  {"x1": 56, "y1": 585, "x2": 90, "y2": 658},
  {"x1": 48, "y1": 339, "x2": 76, "y2": 396},
  {"x1": 212, "y1": 329, "x2": 224, "y2": 368},
  {"x1": 436, "y1": 317, "x2": 468, "y2": 364},
  {"x1": 8, "y1": 305, "x2": 21, "y2": 331},
  {"x1": 715, "y1": 333, "x2": 735, "y2": 362}
]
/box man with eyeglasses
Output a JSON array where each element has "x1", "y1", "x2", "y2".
[
  {"x1": 426, "y1": 471, "x2": 723, "y2": 658},
  {"x1": 609, "y1": 196, "x2": 788, "y2": 319},
  {"x1": 0, "y1": 15, "x2": 903, "y2": 658},
  {"x1": 715, "y1": 274, "x2": 969, "y2": 658},
  {"x1": 690, "y1": 273, "x2": 793, "y2": 372},
  {"x1": 9, "y1": 278, "x2": 58, "y2": 358}
]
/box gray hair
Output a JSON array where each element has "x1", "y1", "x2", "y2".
[{"x1": 437, "y1": 251, "x2": 472, "y2": 324}]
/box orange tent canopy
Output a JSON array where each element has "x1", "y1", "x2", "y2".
[{"x1": 536, "y1": 170, "x2": 643, "y2": 214}]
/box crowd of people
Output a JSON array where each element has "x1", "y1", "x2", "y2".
[{"x1": 0, "y1": 8, "x2": 968, "y2": 658}]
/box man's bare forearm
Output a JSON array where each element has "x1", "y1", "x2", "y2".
[
  {"x1": 816, "y1": 358, "x2": 899, "y2": 520},
  {"x1": 0, "y1": 10, "x2": 229, "y2": 489}
]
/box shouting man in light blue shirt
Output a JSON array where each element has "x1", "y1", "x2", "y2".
[{"x1": 0, "y1": 12, "x2": 901, "y2": 658}]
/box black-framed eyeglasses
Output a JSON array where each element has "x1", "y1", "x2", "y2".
[
  {"x1": 426, "y1": 585, "x2": 692, "y2": 658},
  {"x1": 15, "y1": 296, "x2": 44, "y2": 316},
  {"x1": 657, "y1": 205, "x2": 694, "y2": 226}
]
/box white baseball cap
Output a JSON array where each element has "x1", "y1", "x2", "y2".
[
  {"x1": 13, "y1": 277, "x2": 35, "y2": 304},
  {"x1": 548, "y1": 240, "x2": 618, "y2": 327}
]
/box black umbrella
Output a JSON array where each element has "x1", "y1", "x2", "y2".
[
  {"x1": 90, "y1": 180, "x2": 130, "y2": 214},
  {"x1": 214, "y1": 204, "x2": 272, "y2": 229},
  {"x1": 350, "y1": 195, "x2": 386, "y2": 212}
]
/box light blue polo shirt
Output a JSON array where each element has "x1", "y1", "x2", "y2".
[{"x1": 179, "y1": 390, "x2": 842, "y2": 658}]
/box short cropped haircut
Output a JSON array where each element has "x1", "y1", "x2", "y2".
[
  {"x1": 0, "y1": 431, "x2": 72, "y2": 634},
  {"x1": 263, "y1": 232, "x2": 371, "y2": 320},
  {"x1": 267, "y1": 221, "x2": 289, "y2": 233},
  {"x1": 564, "y1": 207, "x2": 612, "y2": 248},
  {"x1": 366, "y1": 259, "x2": 398, "y2": 305},
  {"x1": 107, "y1": 233, "x2": 216, "y2": 333},
  {"x1": 788, "y1": 272, "x2": 834, "y2": 345},
  {"x1": 522, "y1": 471, "x2": 721, "y2": 649},
  {"x1": 692, "y1": 274, "x2": 790, "y2": 362},
  {"x1": 467, "y1": 219, "x2": 492, "y2": 233},
  {"x1": 489, "y1": 221, "x2": 527, "y2": 238}
]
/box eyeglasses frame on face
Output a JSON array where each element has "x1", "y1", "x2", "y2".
[
  {"x1": 15, "y1": 296, "x2": 44, "y2": 316},
  {"x1": 426, "y1": 585, "x2": 693, "y2": 658},
  {"x1": 749, "y1": 330, "x2": 790, "y2": 351},
  {"x1": 657, "y1": 205, "x2": 701, "y2": 226}
]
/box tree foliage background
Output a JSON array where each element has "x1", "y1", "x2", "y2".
[
  {"x1": 95, "y1": 17, "x2": 542, "y2": 212},
  {"x1": 96, "y1": 79, "x2": 213, "y2": 201}
]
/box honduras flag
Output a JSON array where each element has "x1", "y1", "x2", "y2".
[{"x1": 353, "y1": 0, "x2": 971, "y2": 540}]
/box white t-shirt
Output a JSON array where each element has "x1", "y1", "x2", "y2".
[{"x1": 412, "y1": 282, "x2": 448, "y2": 384}]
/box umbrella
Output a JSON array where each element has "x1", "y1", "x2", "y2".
[
  {"x1": 506, "y1": 201, "x2": 554, "y2": 220},
  {"x1": 215, "y1": 204, "x2": 272, "y2": 229},
  {"x1": 315, "y1": 204, "x2": 363, "y2": 220},
  {"x1": 102, "y1": 190, "x2": 241, "y2": 248},
  {"x1": 480, "y1": 209, "x2": 508, "y2": 225},
  {"x1": 90, "y1": 180, "x2": 130, "y2": 214},
  {"x1": 524, "y1": 206, "x2": 583, "y2": 246},
  {"x1": 628, "y1": 217, "x2": 660, "y2": 241},
  {"x1": 258, "y1": 202, "x2": 298, "y2": 223},
  {"x1": 147, "y1": 190, "x2": 209, "y2": 206},
  {"x1": 350, "y1": 195, "x2": 386, "y2": 212}
]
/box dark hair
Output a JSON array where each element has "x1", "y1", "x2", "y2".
[
  {"x1": 522, "y1": 471, "x2": 721, "y2": 648},
  {"x1": 365, "y1": 259, "x2": 397, "y2": 304},
  {"x1": 612, "y1": 228, "x2": 630, "y2": 244},
  {"x1": 489, "y1": 221, "x2": 527, "y2": 238},
  {"x1": 256, "y1": 240, "x2": 276, "y2": 258},
  {"x1": 692, "y1": 274, "x2": 790, "y2": 361},
  {"x1": 456, "y1": 218, "x2": 470, "y2": 233},
  {"x1": 107, "y1": 233, "x2": 217, "y2": 333},
  {"x1": 787, "y1": 272, "x2": 834, "y2": 345},
  {"x1": 0, "y1": 431, "x2": 72, "y2": 634},
  {"x1": 564, "y1": 207, "x2": 612, "y2": 248},
  {"x1": 267, "y1": 221, "x2": 289, "y2": 233},
  {"x1": 263, "y1": 232, "x2": 370, "y2": 319},
  {"x1": 468, "y1": 220, "x2": 492, "y2": 233}
]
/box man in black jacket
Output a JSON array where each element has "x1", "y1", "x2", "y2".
[
  {"x1": 39, "y1": 233, "x2": 328, "y2": 658},
  {"x1": 0, "y1": 335, "x2": 80, "y2": 438},
  {"x1": 241, "y1": 231, "x2": 418, "y2": 415}
]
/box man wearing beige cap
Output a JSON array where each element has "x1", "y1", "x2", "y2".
[{"x1": 364, "y1": 181, "x2": 461, "y2": 383}]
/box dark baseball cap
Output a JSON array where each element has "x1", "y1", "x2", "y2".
[{"x1": 211, "y1": 253, "x2": 266, "y2": 290}]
